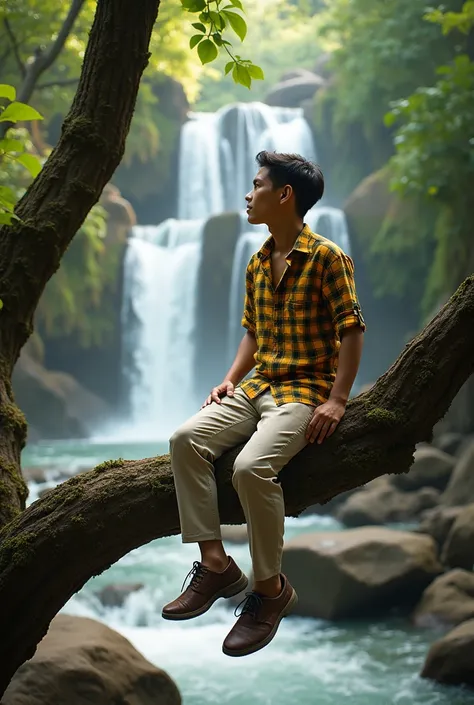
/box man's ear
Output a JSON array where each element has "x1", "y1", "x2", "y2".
[{"x1": 280, "y1": 185, "x2": 292, "y2": 203}]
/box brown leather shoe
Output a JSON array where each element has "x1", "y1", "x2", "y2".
[
  {"x1": 222, "y1": 574, "x2": 297, "y2": 657},
  {"x1": 161, "y1": 556, "x2": 248, "y2": 621}
]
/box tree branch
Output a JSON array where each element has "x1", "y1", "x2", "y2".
[
  {"x1": 0, "y1": 0, "x2": 161, "y2": 566},
  {"x1": 35, "y1": 77, "x2": 80, "y2": 90},
  {"x1": 0, "y1": 275, "x2": 473, "y2": 693},
  {"x1": 3, "y1": 19, "x2": 25, "y2": 77}
]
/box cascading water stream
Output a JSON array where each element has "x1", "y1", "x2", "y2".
[{"x1": 122, "y1": 101, "x2": 351, "y2": 436}]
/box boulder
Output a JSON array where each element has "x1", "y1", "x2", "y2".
[
  {"x1": 421, "y1": 618, "x2": 474, "y2": 687},
  {"x1": 2, "y1": 614, "x2": 181, "y2": 704},
  {"x1": 441, "y1": 504, "x2": 474, "y2": 570},
  {"x1": 301, "y1": 487, "x2": 357, "y2": 516},
  {"x1": 441, "y1": 441, "x2": 474, "y2": 507},
  {"x1": 391, "y1": 446, "x2": 455, "y2": 492},
  {"x1": 417, "y1": 506, "x2": 464, "y2": 550},
  {"x1": 432, "y1": 432, "x2": 467, "y2": 457},
  {"x1": 193, "y1": 212, "x2": 242, "y2": 403},
  {"x1": 265, "y1": 69, "x2": 326, "y2": 107},
  {"x1": 413, "y1": 570, "x2": 474, "y2": 629},
  {"x1": 336, "y1": 476, "x2": 439, "y2": 527},
  {"x1": 22, "y1": 466, "x2": 48, "y2": 484},
  {"x1": 95, "y1": 583, "x2": 145, "y2": 608},
  {"x1": 13, "y1": 350, "x2": 111, "y2": 440},
  {"x1": 282, "y1": 527, "x2": 442, "y2": 620},
  {"x1": 343, "y1": 168, "x2": 425, "y2": 385}
]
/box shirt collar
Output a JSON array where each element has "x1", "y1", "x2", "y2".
[{"x1": 257, "y1": 223, "x2": 314, "y2": 260}]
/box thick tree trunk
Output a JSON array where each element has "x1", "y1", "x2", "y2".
[
  {"x1": 0, "y1": 0, "x2": 160, "y2": 528},
  {"x1": 0, "y1": 276, "x2": 472, "y2": 693}
]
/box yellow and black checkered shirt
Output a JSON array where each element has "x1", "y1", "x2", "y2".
[{"x1": 239, "y1": 224, "x2": 365, "y2": 407}]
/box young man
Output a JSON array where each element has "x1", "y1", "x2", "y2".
[{"x1": 162, "y1": 151, "x2": 365, "y2": 657}]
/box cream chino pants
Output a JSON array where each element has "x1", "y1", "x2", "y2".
[{"x1": 170, "y1": 387, "x2": 314, "y2": 581}]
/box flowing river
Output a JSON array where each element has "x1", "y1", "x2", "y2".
[{"x1": 22, "y1": 438, "x2": 472, "y2": 705}]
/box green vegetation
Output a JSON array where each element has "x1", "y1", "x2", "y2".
[
  {"x1": 388, "y1": 2, "x2": 474, "y2": 313},
  {"x1": 316, "y1": 0, "x2": 473, "y2": 318},
  {"x1": 1, "y1": 0, "x2": 472, "y2": 339}
]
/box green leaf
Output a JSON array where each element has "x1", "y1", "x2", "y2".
[
  {"x1": 0, "y1": 213, "x2": 14, "y2": 225},
  {"x1": 0, "y1": 299, "x2": 3, "y2": 310},
  {"x1": 222, "y1": 10, "x2": 247, "y2": 41},
  {"x1": 0, "y1": 185, "x2": 16, "y2": 207},
  {"x1": 0, "y1": 138, "x2": 24, "y2": 153},
  {"x1": 191, "y1": 22, "x2": 206, "y2": 32},
  {"x1": 0, "y1": 102, "x2": 43, "y2": 123},
  {"x1": 229, "y1": 0, "x2": 244, "y2": 9},
  {"x1": 225, "y1": 61, "x2": 234, "y2": 75},
  {"x1": 233, "y1": 63, "x2": 251, "y2": 88},
  {"x1": 181, "y1": 0, "x2": 206, "y2": 11},
  {"x1": 197, "y1": 38, "x2": 219, "y2": 64},
  {"x1": 16, "y1": 153, "x2": 42, "y2": 178},
  {"x1": 209, "y1": 11, "x2": 226, "y2": 30},
  {"x1": 384, "y1": 111, "x2": 397, "y2": 128},
  {"x1": 0, "y1": 85, "x2": 16, "y2": 102},
  {"x1": 213, "y1": 33, "x2": 223, "y2": 46},
  {"x1": 247, "y1": 64, "x2": 265, "y2": 81},
  {"x1": 190, "y1": 34, "x2": 204, "y2": 49}
]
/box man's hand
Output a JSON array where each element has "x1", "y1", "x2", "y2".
[
  {"x1": 305, "y1": 398, "x2": 346, "y2": 444},
  {"x1": 201, "y1": 380, "x2": 235, "y2": 408}
]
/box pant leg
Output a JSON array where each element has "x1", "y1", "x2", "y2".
[
  {"x1": 232, "y1": 391, "x2": 314, "y2": 581},
  {"x1": 170, "y1": 387, "x2": 259, "y2": 543}
]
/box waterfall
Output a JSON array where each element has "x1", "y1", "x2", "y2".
[
  {"x1": 121, "y1": 101, "x2": 351, "y2": 437},
  {"x1": 121, "y1": 221, "x2": 203, "y2": 437}
]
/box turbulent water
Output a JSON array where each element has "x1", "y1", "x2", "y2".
[{"x1": 23, "y1": 439, "x2": 472, "y2": 705}]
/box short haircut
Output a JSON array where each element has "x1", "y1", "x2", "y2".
[{"x1": 255, "y1": 151, "x2": 324, "y2": 217}]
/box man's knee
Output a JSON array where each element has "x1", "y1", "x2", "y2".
[
  {"x1": 169, "y1": 422, "x2": 195, "y2": 454},
  {"x1": 232, "y1": 452, "x2": 269, "y2": 489}
]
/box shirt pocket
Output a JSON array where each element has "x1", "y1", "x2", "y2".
[{"x1": 286, "y1": 292, "x2": 312, "y2": 323}]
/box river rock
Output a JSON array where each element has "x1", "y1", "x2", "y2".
[
  {"x1": 432, "y1": 432, "x2": 466, "y2": 457},
  {"x1": 391, "y1": 446, "x2": 455, "y2": 492},
  {"x1": 12, "y1": 349, "x2": 111, "y2": 440},
  {"x1": 336, "y1": 476, "x2": 439, "y2": 527},
  {"x1": 441, "y1": 503, "x2": 474, "y2": 570},
  {"x1": 417, "y1": 506, "x2": 463, "y2": 549},
  {"x1": 412, "y1": 570, "x2": 474, "y2": 629},
  {"x1": 95, "y1": 583, "x2": 145, "y2": 608},
  {"x1": 421, "y1": 618, "x2": 474, "y2": 687},
  {"x1": 265, "y1": 69, "x2": 326, "y2": 107},
  {"x1": 282, "y1": 527, "x2": 442, "y2": 620},
  {"x1": 441, "y1": 441, "x2": 474, "y2": 506},
  {"x1": 2, "y1": 614, "x2": 181, "y2": 705},
  {"x1": 22, "y1": 466, "x2": 48, "y2": 484}
]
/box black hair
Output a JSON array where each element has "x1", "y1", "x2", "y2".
[{"x1": 255, "y1": 151, "x2": 324, "y2": 217}]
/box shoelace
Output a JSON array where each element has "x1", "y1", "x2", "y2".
[
  {"x1": 181, "y1": 561, "x2": 208, "y2": 592},
  {"x1": 234, "y1": 591, "x2": 263, "y2": 619}
]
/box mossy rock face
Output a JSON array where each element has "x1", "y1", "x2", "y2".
[
  {"x1": 193, "y1": 212, "x2": 242, "y2": 403},
  {"x1": 342, "y1": 168, "x2": 424, "y2": 387}
]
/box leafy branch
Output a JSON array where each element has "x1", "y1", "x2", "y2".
[
  {"x1": 0, "y1": 84, "x2": 43, "y2": 226},
  {"x1": 180, "y1": 0, "x2": 264, "y2": 88}
]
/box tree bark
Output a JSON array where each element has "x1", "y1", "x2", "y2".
[
  {"x1": 0, "y1": 275, "x2": 473, "y2": 693},
  {"x1": 0, "y1": 0, "x2": 160, "y2": 528}
]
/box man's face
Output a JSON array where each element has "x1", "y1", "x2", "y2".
[{"x1": 245, "y1": 167, "x2": 282, "y2": 226}]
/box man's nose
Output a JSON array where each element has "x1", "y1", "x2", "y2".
[{"x1": 245, "y1": 192, "x2": 251, "y2": 202}]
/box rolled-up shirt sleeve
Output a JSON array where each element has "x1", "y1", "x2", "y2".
[
  {"x1": 322, "y1": 251, "x2": 366, "y2": 336},
  {"x1": 241, "y1": 257, "x2": 256, "y2": 334}
]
